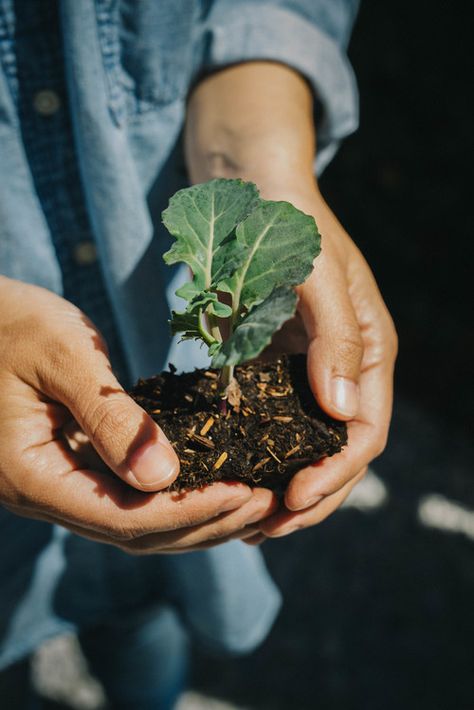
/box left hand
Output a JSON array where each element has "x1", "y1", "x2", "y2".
[{"x1": 246, "y1": 184, "x2": 397, "y2": 541}]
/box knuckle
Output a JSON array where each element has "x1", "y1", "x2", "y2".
[
  {"x1": 85, "y1": 396, "x2": 131, "y2": 447},
  {"x1": 106, "y1": 519, "x2": 140, "y2": 543},
  {"x1": 208, "y1": 521, "x2": 243, "y2": 541},
  {"x1": 335, "y1": 325, "x2": 364, "y2": 370},
  {"x1": 372, "y1": 431, "x2": 389, "y2": 459},
  {"x1": 379, "y1": 310, "x2": 398, "y2": 360},
  {"x1": 388, "y1": 326, "x2": 399, "y2": 359},
  {"x1": 117, "y1": 543, "x2": 148, "y2": 556},
  {"x1": 359, "y1": 466, "x2": 369, "y2": 479}
]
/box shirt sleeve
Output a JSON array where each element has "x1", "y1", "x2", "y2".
[{"x1": 199, "y1": 0, "x2": 360, "y2": 173}]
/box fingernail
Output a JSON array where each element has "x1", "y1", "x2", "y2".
[
  {"x1": 127, "y1": 441, "x2": 179, "y2": 489},
  {"x1": 331, "y1": 377, "x2": 359, "y2": 417}
]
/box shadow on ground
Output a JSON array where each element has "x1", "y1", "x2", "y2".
[{"x1": 191, "y1": 397, "x2": 474, "y2": 710}]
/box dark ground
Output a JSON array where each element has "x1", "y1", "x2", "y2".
[
  {"x1": 2, "y1": 1, "x2": 473, "y2": 709},
  {"x1": 192, "y1": 2, "x2": 474, "y2": 709}
]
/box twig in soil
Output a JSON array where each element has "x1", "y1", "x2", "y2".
[
  {"x1": 284, "y1": 444, "x2": 301, "y2": 459},
  {"x1": 200, "y1": 417, "x2": 215, "y2": 436},
  {"x1": 252, "y1": 457, "x2": 271, "y2": 472},
  {"x1": 266, "y1": 446, "x2": 282, "y2": 464},
  {"x1": 212, "y1": 452, "x2": 228, "y2": 470},
  {"x1": 187, "y1": 432, "x2": 215, "y2": 449}
]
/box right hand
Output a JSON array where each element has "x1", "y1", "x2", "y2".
[{"x1": 0, "y1": 276, "x2": 276, "y2": 553}]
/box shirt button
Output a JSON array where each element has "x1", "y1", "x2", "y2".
[
  {"x1": 33, "y1": 89, "x2": 61, "y2": 116},
  {"x1": 73, "y1": 241, "x2": 98, "y2": 266}
]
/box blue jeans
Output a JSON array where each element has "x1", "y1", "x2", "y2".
[
  {"x1": 0, "y1": 511, "x2": 281, "y2": 706},
  {"x1": 78, "y1": 605, "x2": 190, "y2": 710}
]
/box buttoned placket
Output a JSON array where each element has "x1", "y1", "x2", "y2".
[{"x1": 8, "y1": 0, "x2": 130, "y2": 384}]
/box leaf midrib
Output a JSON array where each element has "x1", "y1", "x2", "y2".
[{"x1": 231, "y1": 211, "x2": 280, "y2": 320}]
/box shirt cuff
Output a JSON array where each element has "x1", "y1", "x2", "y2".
[{"x1": 202, "y1": 3, "x2": 359, "y2": 173}]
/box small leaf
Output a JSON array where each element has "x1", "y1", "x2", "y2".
[
  {"x1": 211, "y1": 287, "x2": 298, "y2": 367},
  {"x1": 169, "y1": 290, "x2": 230, "y2": 346},
  {"x1": 218, "y1": 200, "x2": 320, "y2": 314},
  {"x1": 169, "y1": 309, "x2": 202, "y2": 340},
  {"x1": 175, "y1": 281, "x2": 201, "y2": 302},
  {"x1": 188, "y1": 290, "x2": 232, "y2": 318},
  {"x1": 162, "y1": 179, "x2": 259, "y2": 292}
]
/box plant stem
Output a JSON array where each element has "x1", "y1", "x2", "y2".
[
  {"x1": 207, "y1": 312, "x2": 223, "y2": 344},
  {"x1": 218, "y1": 366, "x2": 234, "y2": 417},
  {"x1": 198, "y1": 310, "x2": 218, "y2": 348},
  {"x1": 219, "y1": 364, "x2": 234, "y2": 393},
  {"x1": 219, "y1": 397, "x2": 228, "y2": 416}
]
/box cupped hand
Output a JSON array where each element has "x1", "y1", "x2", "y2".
[
  {"x1": 247, "y1": 184, "x2": 397, "y2": 540},
  {"x1": 0, "y1": 277, "x2": 276, "y2": 553}
]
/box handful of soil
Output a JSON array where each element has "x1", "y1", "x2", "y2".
[{"x1": 130, "y1": 354, "x2": 347, "y2": 495}]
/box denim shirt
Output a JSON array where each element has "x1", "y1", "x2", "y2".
[
  {"x1": 0, "y1": 0, "x2": 359, "y2": 670},
  {"x1": 0, "y1": 0, "x2": 359, "y2": 383}
]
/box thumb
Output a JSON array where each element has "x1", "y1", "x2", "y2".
[
  {"x1": 298, "y1": 274, "x2": 363, "y2": 421},
  {"x1": 50, "y1": 353, "x2": 180, "y2": 492}
]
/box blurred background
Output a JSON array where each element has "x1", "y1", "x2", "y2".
[{"x1": 2, "y1": 1, "x2": 473, "y2": 708}]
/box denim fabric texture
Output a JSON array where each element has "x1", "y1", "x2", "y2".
[{"x1": 0, "y1": 0, "x2": 359, "y2": 672}]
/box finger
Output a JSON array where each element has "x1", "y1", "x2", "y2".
[
  {"x1": 12, "y1": 508, "x2": 262, "y2": 554},
  {"x1": 11, "y1": 436, "x2": 253, "y2": 539},
  {"x1": 61, "y1": 429, "x2": 275, "y2": 548},
  {"x1": 260, "y1": 467, "x2": 367, "y2": 537},
  {"x1": 298, "y1": 264, "x2": 363, "y2": 421},
  {"x1": 34, "y1": 497, "x2": 269, "y2": 555},
  {"x1": 126, "y1": 487, "x2": 278, "y2": 552},
  {"x1": 124, "y1": 525, "x2": 264, "y2": 555},
  {"x1": 284, "y1": 349, "x2": 393, "y2": 512},
  {"x1": 37, "y1": 329, "x2": 180, "y2": 492}
]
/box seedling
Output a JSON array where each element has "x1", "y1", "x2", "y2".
[{"x1": 162, "y1": 178, "x2": 320, "y2": 411}]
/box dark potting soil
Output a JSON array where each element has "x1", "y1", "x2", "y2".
[{"x1": 130, "y1": 355, "x2": 347, "y2": 495}]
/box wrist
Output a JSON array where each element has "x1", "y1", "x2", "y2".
[{"x1": 185, "y1": 61, "x2": 317, "y2": 191}]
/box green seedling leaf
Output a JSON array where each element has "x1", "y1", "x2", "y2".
[
  {"x1": 186, "y1": 290, "x2": 232, "y2": 319},
  {"x1": 211, "y1": 287, "x2": 298, "y2": 367},
  {"x1": 169, "y1": 309, "x2": 202, "y2": 340},
  {"x1": 170, "y1": 290, "x2": 231, "y2": 344},
  {"x1": 218, "y1": 200, "x2": 320, "y2": 315},
  {"x1": 163, "y1": 178, "x2": 259, "y2": 292}
]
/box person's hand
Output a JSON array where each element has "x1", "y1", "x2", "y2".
[
  {"x1": 184, "y1": 60, "x2": 396, "y2": 541},
  {"x1": 245, "y1": 184, "x2": 397, "y2": 542},
  {"x1": 0, "y1": 276, "x2": 276, "y2": 553}
]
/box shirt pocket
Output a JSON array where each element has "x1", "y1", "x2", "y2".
[{"x1": 96, "y1": 0, "x2": 198, "y2": 122}]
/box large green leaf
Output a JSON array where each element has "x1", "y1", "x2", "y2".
[
  {"x1": 162, "y1": 178, "x2": 259, "y2": 292},
  {"x1": 218, "y1": 200, "x2": 320, "y2": 314},
  {"x1": 211, "y1": 287, "x2": 298, "y2": 367}
]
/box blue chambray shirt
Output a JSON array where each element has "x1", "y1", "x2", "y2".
[{"x1": 0, "y1": 0, "x2": 359, "y2": 669}]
